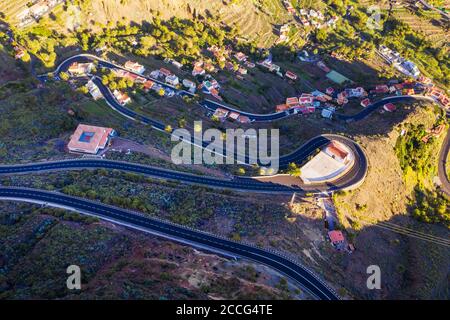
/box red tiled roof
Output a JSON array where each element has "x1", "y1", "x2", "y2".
[
  {"x1": 159, "y1": 68, "x2": 172, "y2": 76},
  {"x1": 328, "y1": 230, "x2": 345, "y2": 243},
  {"x1": 68, "y1": 124, "x2": 114, "y2": 154},
  {"x1": 326, "y1": 141, "x2": 349, "y2": 161},
  {"x1": 285, "y1": 71, "x2": 297, "y2": 80},
  {"x1": 383, "y1": 103, "x2": 396, "y2": 112},
  {"x1": 276, "y1": 104, "x2": 289, "y2": 112},
  {"x1": 286, "y1": 97, "x2": 299, "y2": 106}
]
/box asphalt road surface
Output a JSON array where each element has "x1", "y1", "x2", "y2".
[{"x1": 0, "y1": 186, "x2": 339, "y2": 300}]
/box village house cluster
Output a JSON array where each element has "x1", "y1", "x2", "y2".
[{"x1": 211, "y1": 107, "x2": 251, "y2": 124}]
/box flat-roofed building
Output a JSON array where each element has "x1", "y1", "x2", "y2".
[{"x1": 68, "y1": 124, "x2": 115, "y2": 154}]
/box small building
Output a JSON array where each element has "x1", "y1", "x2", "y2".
[
  {"x1": 192, "y1": 62, "x2": 205, "y2": 77},
  {"x1": 321, "y1": 107, "x2": 335, "y2": 119},
  {"x1": 383, "y1": 103, "x2": 396, "y2": 112},
  {"x1": 299, "y1": 96, "x2": 314, "y2": 105},
  {"x1": 171, "y1": 60, "x2": 183, "y2": 69},
  {"x1": 165, "y1": 74, "x2": 179, "y2": 86},
  {"x1": 276, "y1": 104, "x2": 289, "y2": 112},
  {"x1": 300, "y1": 140, "x2": 353, "y2": 184},
  {"x1": 159, "y1": 68, "x2": 172, "y2": 77},
  {"x1": 328, "y1": 230, "x2": 345, "y2": 249},
  {"x1": 285, "y1": 70, "x2": 297, "y2": 81},
  {"x1": 237, "y1": 67, "x2": 248, "y2": 75},
  {"x1": 124, "y1": 61, "x2": 145, "y2": 74},
  {"x1": 360, "y1": 98, "x2": 371, "y2": 108},
  {"x1": 324, "y1": 140, "x2": 351, "y2": 164},
  {"x1": 68, "y1": 62, "x2": 93, "y2": 76},
  {"x1": 374, "y1": 84, "x2": 389, "y2": 94},
  {"x1": 228, "y1": 112, "x2": 240, "y2": 121},
  {"x1": 286, "y1": 97, "x2": 299, "y2": 107},
  {"x1": 86, "y1": 79, "x2": 102, "y2": 100},
  {"x1": 113, "y1": 90, "x2": 131, "y2": 105},
  {"x1": 150, "y1": 70, "x2": 160, "y2": 79},
  {"x1": 68, "y1": 124, "x2": 115, "y2": 154},
  {"x1": 213, "y1": 108, "x2": 229, "y2": 121},
  {"x1": 143, "y1": 80, "x2": 155, "y2": 92},
  {"x1": 238, "y1": 115, "x2": 251, "y2": 123},
  {"x1": 182, "y1": 79, "x2": 196, "y2": 92},
  {"x1": 234, "y1": 52, "x2": 247, "y2": 62},
  {"x1": 14, "y1": 47, "x2": 26, "y2": 59}
]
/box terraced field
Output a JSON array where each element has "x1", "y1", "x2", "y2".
[{"x1": 393, "y1": 7, "x2": 449, "y2": 47}]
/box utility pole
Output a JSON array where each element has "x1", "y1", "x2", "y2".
[{"x1": 289, "y1": 192, "x2": 296, "y2": 208}]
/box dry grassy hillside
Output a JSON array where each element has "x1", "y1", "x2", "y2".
[
  {"x1": 1, "y1": 0, "x2": 294, "y2": 47},
  {"x1": 335, "y1": 105, "x2": 443, "y2": 225}
]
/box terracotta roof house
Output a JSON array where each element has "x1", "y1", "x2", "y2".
[
  {"x1": 68, "y1": 124, "x2": 115, "y2": 154},
  {"x1": 234, "y1": 52, "x2": 247, "y2": 62},
  {"x1": 328, "y1": 230, "x2": 345, "y2": 248},
  {"x1": 159, "y1": 68, "x2": 172, "y2": 77},
  {"x1": 113, "y1": 90, "x2": 131, "y2": 105},
  {"x1": 324, "y1": 140, "x2": 351, "y2": 164},
  {"x1": 286, "y1": 97, "x2": 299, "y2": 107},
  {"x1": 68, "y1": 62, "x2": 93, "y2": 76},
  {"x1": 375, "y1": 84, "x2": 389, "y2": 93},
  {"x1": 326, "y1": 87, "x2": 335, "y2": 95},
  {"x1": 299, "y1": 96, "x2": 314, "y2": 105},
  {"x1": 383, "y1": 103, "x2": 396, "y2": 112},
  {"x1": 285, "y1": 71, "x2": 297, "y2": 80},
  {"x1": 276, "y1": 104, "x2": 289, "y2": 112},
  {"x1": 192, "y1": 62, "x2": 205, "y2": 76},
  {"x1": 124, "y1": 61, "x2": 145, "y2": 74},
  {"x1": 228, "y1": 112, "x2": 240, "y2": 120},
  {"x1": 143, "y1": 80, "x2": 155, "y2": 92},
  {"x1": 360, "y1": 98, "x2": 371, "y2": 108},
  {"x1": 238, "y1": 115, "x2": 251, "y2": 123}
]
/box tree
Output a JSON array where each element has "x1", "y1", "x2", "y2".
[
  {"x1": 287, "y1": 162, "x2": 302, "y2": 177},
  {"x1": 59, "y1": 72, "x2": 70, "y2": 81}
]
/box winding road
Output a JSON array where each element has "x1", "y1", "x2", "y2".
[
  {"x1": 1, "y1": 53, "x2": 447, "y2": 300},
  {"x1": 0, "y1": 186, "x2": 338, "y2": 300}
]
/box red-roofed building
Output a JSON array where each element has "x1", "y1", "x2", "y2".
[
  {"x1": 325, "y1": 140, "x2": 351, "y2": 164},
  {"x1": 285, "y1": 71, "x2": 297, "y2": 80},
  {"x1": 192, "y1": 62, "x2": 205, "y2": 76},
  {"x1": 124, "y1": 61, "x2": 145, "y2": 74},
  {"x1": 143, "y1": 80, "x2": 155, "y2": 92},
  {"x1": 238, "y1": 115, "x2": 251, "y2": 123},
  {"x1": 276, "y1": 104, "x2": 289, "y2": 112},
  {"x1": 403, "y1": 88, "x2": 415, "y2": 95},
  {"x1": 299, "y1": 96, "x2": 314, "y2": 105},
  {"x1": 360, "y1": 98, "x2": 371, "y2": 108},
  {"x1": 374, "y1": 84, "x2": 389, "y2": 94},
  {"x1": 113, "y1": 90, "x2": 131, "y2": 105},
  {"x1": 159, "y1": 68, "x2": 172, "y2": 77},
  {"x1": 383, "y1": 103, "x2": 396, "y2": 112},
  {"x1": 68, "y1": 62, "x2": 93, "y2": 76},
  {"x1": 234, "y1": 52, "x2": 247, "y2": 62},
  {"x1": 228, "y1": 112, "x2": 240, "y2": 120},
  {"x1": 286, "y1": 97, "x2": 299, "y2": 107},
  {"x1": 328, "y1": 230, "x2": 345, "y2": 249},
  {"x1": 68, "y1": 124, "x2": 115, "y2": 154},
  {"x1": 326, "y1": 87, "x2": 335, "y2": 95}
]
